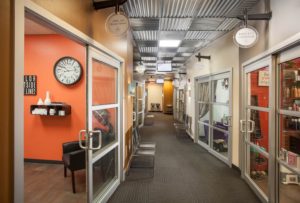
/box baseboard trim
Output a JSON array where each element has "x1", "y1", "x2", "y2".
[
  {"x1": 24, "y1": 158, "x2": 63, "y2": 164},
  {"x1": 232, "y1": 164, "x2": 241, "y2": 174}
]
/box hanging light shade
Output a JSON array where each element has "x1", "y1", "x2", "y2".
[{"x1": 135, "y1": 63, "x2": 145, "y2": 74}]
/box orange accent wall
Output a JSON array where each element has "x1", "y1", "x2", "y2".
[
  {"x1": 250, "y1": 67, "x2": 269, "y2": 152},
  {"x1": 24, "y1": 34, "x2": 86, "y2": 161},
  {"x1": 163, "y1": 81, "x2": 174, "y2": 112}
]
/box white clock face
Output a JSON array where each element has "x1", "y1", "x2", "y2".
[{"x1": 54, "y1": 57, "x2": 82, "y2": 85}]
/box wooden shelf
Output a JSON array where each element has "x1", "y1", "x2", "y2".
[{"x1": 30, "y1": 103, "x2": 71, "y2": 116}]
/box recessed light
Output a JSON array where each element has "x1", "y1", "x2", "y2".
[{"x1": 159, "y1": 40, "x2": 181, "y2": 47}]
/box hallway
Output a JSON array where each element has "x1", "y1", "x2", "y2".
[{"x1": 109, "y1": 113, "x2": 260, "y2": 203}]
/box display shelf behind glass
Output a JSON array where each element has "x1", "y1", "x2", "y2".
[{"x1": 30, "y1": 103, "x2": 71, "y2": 116}]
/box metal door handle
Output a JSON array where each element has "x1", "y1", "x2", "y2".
[
  {"x1": 133, "y1": 112, "x2": 136, "y2": 121},
  {"x1": 240, "y1": 120, "x2": 247, "y2": 133},
  {"x1": 78, "y1": 130, "x2": 88, "y2": 149},
  {"x1": 248, "y1": 120, "x2": 255, "y2": 133},
  {"x1": 89, "y1": 130, "x2": 102, "y2": 150}
]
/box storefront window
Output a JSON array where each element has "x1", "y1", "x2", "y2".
[
  {"x1": 279, "y1": 57, "x2": 300, "y2": 111},
  {"x1": 247, "y1": 67, "x2": 269, "y2": 108}
]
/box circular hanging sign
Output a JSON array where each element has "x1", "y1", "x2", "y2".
[
  {"x1": 233, "y1": 26, "x2": 259, "y2": 48},
  {"x1": 105, "y1": 13, "x2": 129, "y2": 36}
]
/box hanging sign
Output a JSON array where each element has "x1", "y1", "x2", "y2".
[
  {"x1": 105, "y1": 13, "x2": 129, "y2": 36},
  {"x1": 233, "y1": 26, "x2": 258, "y2": 48},
  {"x1": 24, "y1": 75, "x2": 37, "y2": 95}
]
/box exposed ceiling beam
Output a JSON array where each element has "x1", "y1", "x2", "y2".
[{"x1": 93, "y1": 0, "x2": 128, "y2": 10}]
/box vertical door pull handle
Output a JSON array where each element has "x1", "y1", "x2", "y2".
[
  {"x1": 240, "y1": 120, "x2": 247, "y2": 133},
  {"x1": 248, "y1": 120, "x2": 255, "y2": 133},
  {"x1": 78, "y1": 130, "x2": 88, "y2": 149},
  {"x1": 89, "y1": 130, "x2": 102, "y2": 150}
]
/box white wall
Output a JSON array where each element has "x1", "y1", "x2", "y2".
[
  {"x1": 269, "y1": 0, "x2": 300, "y2": 47},
  {"x1": 147, "y1": 83, "x2": 163, "y2": 111}
]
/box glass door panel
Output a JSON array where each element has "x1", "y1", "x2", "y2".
[
  {"x1": 279, "y1": 57, "x2": 300, "y2": 110},
  {"x1": 213, "y1": 78, "x2": 229, "y2": 104},
  {"x1": 198, "y1": 103, "x2": 210, "y2": 123},
  {"x1": 92, "y1": 108, "x2": 118, "y2": 153},
  {"x1": 279, "y1": 115, "x2": 300, "y2": 157},
  {"x1": 212, "y1": 104, "x2": 229, "y2": 128},
  {"x1": 278, "y1": 51, "x2": 300, "y2": 203},
  {"x1": 87, "y1": 47, "x2": 120, "y2": 203},
  {"x1": 247, "y1": 67, "x2": 269, "y2": 108},
  {"x1": 247, "y1": 109, "x2": 269, "y2": 152},
  {"x1": 93, "y1": 149, "x2": 117, "y2": 199},
  {"x1": 212, "y1": 128, "x2": 228, "y2": 157},
  {"x1": 92, "y1": 59, "x2": 117, "y2": 106},
  {"x1": 279, "y1": 164, "x2": 300, "y2": 203},
  {"x1": 198, "y1": 122, "x2": 209, "y2": 145},
  {"x1": 242, "y1": 58, "x2": 272, "y2": 203},
  {"x1": 138, "y1": 100, "x2": 143, "y2": 112},
  {"x1": 246, "y1": 145, "x2": 269, "y2": 197},
  {"x1": 197, "y1": 82, "x2": 210, "y2": 102}
]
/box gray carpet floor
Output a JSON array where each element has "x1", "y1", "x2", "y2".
[{"x1": 109, "y1": 113, "x2": 261, "y2": 203}]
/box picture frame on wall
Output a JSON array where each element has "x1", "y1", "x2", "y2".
[
  {"x1": 258, "y1": 70, "x2": 269, "y2": 86},
  {"x1": 24, "y1": 75, "x2": 37, "y2": 95}
]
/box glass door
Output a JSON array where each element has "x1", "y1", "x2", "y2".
[
  {"x1": 277, "y1": 48, "x2": 300, "y2": 203},
  {"x1": 196, "y1": 77, "x2": 210, "y2": 147},
  {"x1": 211, "y1": 72, "x2": 232, "y2": 163},
  {"x1": 195, "y1": 71, "x2": 233, "y2": 165},
  {"x1": 84, "y1": 46, "x2": 121, "y2": 203},
  {"x1": 136, "y1": 82, "x2": 145, "y2": 128},
  {"x1": 241, "y1": 56, "x2": 275, "y2": 203}
]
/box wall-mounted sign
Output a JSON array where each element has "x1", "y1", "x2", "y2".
[
  {"x1": 105, "y1": 13, "x2": 129, "y2": 36},
  {"x1": 233, "y1": 26, "x2": 258, "y2": 48},
  {"x1": 24, "y1": 75, "x2": 37, "y2": 95},
  {"x1": 258, "y1": 70, "x2": 269, "y2": 86}
]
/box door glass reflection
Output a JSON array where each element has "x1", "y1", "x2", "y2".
[
  {"x1": 248, "y1": 109, "x2": 269, "y2": 152},
  {"x1": 92, "y1": 59, "x2": 117, "y2": 105},
  {"x1": 279, "y1": 165, "x2": 300, "y2": 203},
  {"x1": 93, "y1": 148, "x2": 117, "y2": 199},
  {"x1": 279, "y1": 57, "x2": 300, "y2": 111},
  {"x1": 247, "y1": 145, "x2": 269, "y2": 197},
  {"x1": 279, "y1": 115, "x2": 300, "y2": 163},
  {"x1": 212, "y1": 128, "x2": 229, "y2": 158},
  {"x1": 213, "y1": 78, "x2": 229, "y2": 103},
  {"x1": 198, "y1": 123, "x2": 209, "y2": 145},
  {"x1": 247, "y1": 67, "x2": 269, "y2": 108},
  {"x1": 92, "y1": 108, "x2": 117, "y2": 153}
]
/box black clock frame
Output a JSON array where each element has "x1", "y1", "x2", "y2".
[{"x1": 53, "y1": 56, "x2": 83, "y2": 85}]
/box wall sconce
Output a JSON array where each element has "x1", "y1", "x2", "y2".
[
  {"x1": 222, "y1": 78, "x2": 229, "y2": 89},
  {"x1": 195, "y1": 53, "x2": 211, "y2": 62}
]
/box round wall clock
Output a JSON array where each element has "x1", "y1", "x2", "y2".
[{"x1": 54, "y1": 56, "x2": 83, "y2": 85}]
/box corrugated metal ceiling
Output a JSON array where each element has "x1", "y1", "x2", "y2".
[{"x1": 123, "y1": 0, "x2": 260, "y2": 73}]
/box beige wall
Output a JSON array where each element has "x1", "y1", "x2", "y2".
[
  {"x1": 147, "y1": 83, "x2": 163, "y2": 111},
  {"x1": 269, "y1": 0, "x2": 300, "y2": 47},
  {"x1": 0, "y1": 0, "x2": 14, "y2": 202},
  {"x1": 185, "y1": 0, "x2": 300, "y2": 168},
  {"x1": 186, "y1": 31, "x2": 240, "y2": 166},
  {"x1": 31, "y1": 0, "x2": 133, "y2": 133}
]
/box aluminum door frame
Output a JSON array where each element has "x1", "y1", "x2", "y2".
[
  {"x1": 240, "y1": 55, "x2": 276, "y2": 203},
  {"x1": 194, "y1": 69, "x2": 233, "y2": 167}
]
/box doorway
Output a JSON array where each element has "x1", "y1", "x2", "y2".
[
  {"x1": 195, "y1": 70, "x2": 233, "y2": 166},
  {"x1": 22, "y1": 5, "x2": 123, "y2": 203}
]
